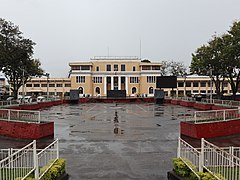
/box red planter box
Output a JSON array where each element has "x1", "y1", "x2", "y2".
[
  {"x1": 0, "y1": 120, "x2": 54, "y2": 139},
  {"x1": 171, "y1": 99, "x2": 181, "y2": 105},
  {"x1": 181, "y1": 120, "x2": 240, "y2": 139},
  {"x1": 193, "y1": 102, "x2": 213, "y2": 110},
  {"x1": 180, "y1": 101, "x2": 195, "y2": 107}
]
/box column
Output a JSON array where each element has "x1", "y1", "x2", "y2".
[
  {"x1": 111, "y1": 76, "x2": 114, "y2": 90},
  {"x1": 118, "y1": 76, "x2": 121, "y2": 90},
  {"x1": 104, "y1": 76, "x2": 107, "y2": 95},
  {"x1": 125, "y1": 76, "x2": 128, "y2": 95}
]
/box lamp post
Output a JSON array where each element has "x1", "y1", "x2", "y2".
[
  {"x1": 45, "y1": 73, "x2": 50, "y2": 100},
  {"x1": 210, "y1": 68, "x2": 213, "y2": 103},
  {"x1": 183, "y1": 74, "x2": 187, "y2": 97},
  {"x1": 22, "y1": 68, "x2": 25, "y2": 101}
]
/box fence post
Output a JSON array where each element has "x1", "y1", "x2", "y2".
[
  {"x1": 38, "y1": 112, "x2": 41, "y2": 124},
  {"x1": 33, "y1": 140, "x2": 39, "y2": 179},
  {"x1": 229, "y1": 146, "x2": 234, "y2": 167},
  {"x1": 8, "y1": 109, "x2": 10, "y2": 121},
  {"x1": 56, "y1": 139, "x2": 59, "y2": 159},
  {"x1": 223, "y1": 110, "x2": 226, "y2": 121},
  {"x1": 8, "y1": 148, "x2": 11, "y2": 169},
  {"x1": 177, "y1": 137, "x2": 180, "y2": 158},
  {"x1": 194, "y1": 112, "x2": 197, "y2": 123},
  {"x1": 199, "y1": 138, "x2": 204, "y2": 172}
]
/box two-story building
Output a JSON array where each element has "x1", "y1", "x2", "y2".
[{"x1": 68, "y1": 56, "x2": 162, "y2": 97}]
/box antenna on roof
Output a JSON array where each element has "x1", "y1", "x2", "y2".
[
  {"x1": 139, "y1": 38, "x2": 142, "y2": 60},
  {"x1": 107, "y1": 47, "x2": 110, "y2": 57}
]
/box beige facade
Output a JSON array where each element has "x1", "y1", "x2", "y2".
[
  {"x1": 18, "y1": 78, "x2": 71, "y2": 98},
  {"x1": 69, "y1": 56, "x2": 162, "y2": 97},
  {"x1": 0, "y1": 78, "x2": 7, "y2": 96},
  {"x1": 164, "y1": 75, "x2": 233, "y2": 97},
  {"x1": 13, "y1": 56, "x2": 236, "y2": 98}
]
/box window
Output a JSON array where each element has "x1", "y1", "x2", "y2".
[
  {"x1": 41, "y1": 84, "x2": 47, "y2": 87},
  {"x1": 132, "y1": 87, "x2": 137, "y2": 94},
  {"x1": 149, "y1": 87, "x2": 154, "y2": 94},
  {"x1": 71, "y1": 66, "x2": 80, "y2": 70},
  {"x1": 80, "y1": 65, "x2": 90, "y2": 70},
  {"x1": 114, "y1": 64, "x2": 118, "y2": 71},
  {"x1": 130, "y1": 77, "x2": 139, "y2": 83},
  {"x1": 49, "y1": 84, "x2": 55, "y2": 87},
  {"x1": 106, "y1": 64, "x2": 111, "y2": 71},
  {"x1": 152, "y1": 66, "x2": 160, "y2": 70},
  {"x1": 121, "y1": 64, "x2": 125, "y2": 71},
  {"x1": 178, "y1": 82, "x2": 184, "y2": 87},
  {"x1": 186, "y1": 81, "x2": 191, "y2": 87},
  {"x1": 65, "y1": 84, "x2": 71, "y2": 87},
  {"x1": 132, "y1": 66, "x2": 136, "y2": 71},
  {"x1": 26, "y1": 84, "x2": 32, "y2": 87},
  {"x1": 193, "y1": 82, "x2": 199, "y2": 87},
  {"x1": 200, "y1": 82, "x2": 206, "y2": 87},
  {"x1": 96, "y1": 66, "x2": 99, "y2": 71},
  {"x1": 147, "y1": 76, "x2": 156, "y2": 83},
  {"x1": 95, "y1": 87, "x2": 100, "y2": 94},
  {"x1": 34, "y1": 84, "x2": 40, "y2": 87},
  {"x1": 57, "y1": 84, "x2": 63, "y2": 87},
  {"x1": 76, "y1": 76, "x2": 85, "y2": 83},
  {"x1": 93, "y1": 77, "x2": 102, "y2": 83},
  {"x1": 78, "y1": 87, "x2": 83, "y2": 94},
  {"x1": 142, "y1": 66, "x2": 151, "y2": 70},
  {"x1": 223, "y1": 82, "x2": 228, "y2": 87}
]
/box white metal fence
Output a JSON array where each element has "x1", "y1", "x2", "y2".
[
  {"x1": 177, "y1": 137, "x2": 201, "y2": 178},
  {"x1": 184, "y1": 108, "x2": 240, "y2": 124},
  {"x1": 0, "y1": 139, "x2": 59, "y2": 180},
  {"x1": 0, "y1": 140, "x2": 36, "y2": 180},
  {"x1": 178, "y1": 138, "x2": 240, "y2": 180},
  {"x1": 202, "y1": 138, "x2": 240, "y2": 180},
  {"x1": 201, "y1": 98, "x2": 240, "y2": 107},
  {"x1": 0, "y1": 100, "x2": 19, "y2": 107},
  {"x1": 0, "y1": 109, "x2": 41, "y2": 123},
  {"x1": 37, "y1": 139, "x2": 59, "y2": 179}
]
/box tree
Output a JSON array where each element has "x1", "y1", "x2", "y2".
[
  {"x1": 159, "y1": 61, "x2": 169, "y2": 76},
  {"x1": 190, "y1": 21, "x2": 240, "y2": 100},
  {"x1": 0, "y1": 18, "x2": 44, "y2": 98},
  {"x1": 221, "y1": 22, "x2": 240, "y2": 100},
  {"x1": 160, "y1": 60, "x2": 187, "y2": 76},
  {"x1": 168, "y1": 60, "x2": 187, "y2": 76}
]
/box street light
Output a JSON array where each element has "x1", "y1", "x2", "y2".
[
  {"x1": 210, "y1": 68, "x2": 213, "y2": 103},
  {"x1": 22, "y1": 68, "x2": 25, "y2": 101},
  {"x1": 44, "y1": 73, "x2": 50, "y2": 100}
]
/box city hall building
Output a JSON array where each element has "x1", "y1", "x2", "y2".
[
  {"x1": 14, "y1": 56, "x2": 235, "y2": 98},
  {"x1": 69, "y1": 56, "x2": 162, "y2": 97}
]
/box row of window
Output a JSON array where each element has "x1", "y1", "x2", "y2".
[
  {"x1": 26, "y1": 83, "x2": 71, "y2": 87},
  {"x1": 177, "y1": 81, "x2": 229, "y2": 87},
  {"x1": 78, "y1": 86, "x2": 154, "y2": 95},
  {"x1": 76, "y1": 76, "x2": 156, "y2": 84},
  {"x1": 72, "y1": 65, "x2": 161, "y2": 72}
]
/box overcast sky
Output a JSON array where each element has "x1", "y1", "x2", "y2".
[{"x1": 1, "y1": 0, "x2": 240, "y2": 77}]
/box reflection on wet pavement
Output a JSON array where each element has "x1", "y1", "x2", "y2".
[{"x1": 0, "y1": 103, "x2": 196, "y2": 180}]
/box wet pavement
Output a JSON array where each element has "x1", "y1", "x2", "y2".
[{"x1": 0, "y1": 103, "x2": 196, "y2": 180}]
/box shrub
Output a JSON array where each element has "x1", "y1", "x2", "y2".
[
  {"x1": 26, "y1": 158, "x2": 66, "y2": 180},
  {"x1": 173, "y1": 158, "x2": 192, "y2": 177},
  {"x1": 40, "y1": 158, "x2": 66, "y2": 180},
  {"x1": 173, "y1": 158, "x2": 218, "y2": 180}
]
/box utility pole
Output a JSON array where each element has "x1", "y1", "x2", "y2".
[
  {"x1": 46, "y1": 73, "x2": 50, "y2": 100},
  {"x1": 210, "y1": 68, "x2": 213, "y2": 103},
  {"x1": 22, "y1": 68, "x2": 25, "y2": 101}
]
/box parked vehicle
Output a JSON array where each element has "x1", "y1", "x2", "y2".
[
  {"x1": 37, "y1": 96, "x2": 46, "y2": 102},
  {"x1": 17, "y1": 95, "x2": 23, "y2": 103},
  {"x1": 23, "y1": 96, "x2": 32, "y2": 103},
  {"x1": 6, "y1": 96, "x2": 14, "y2": 101}
]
